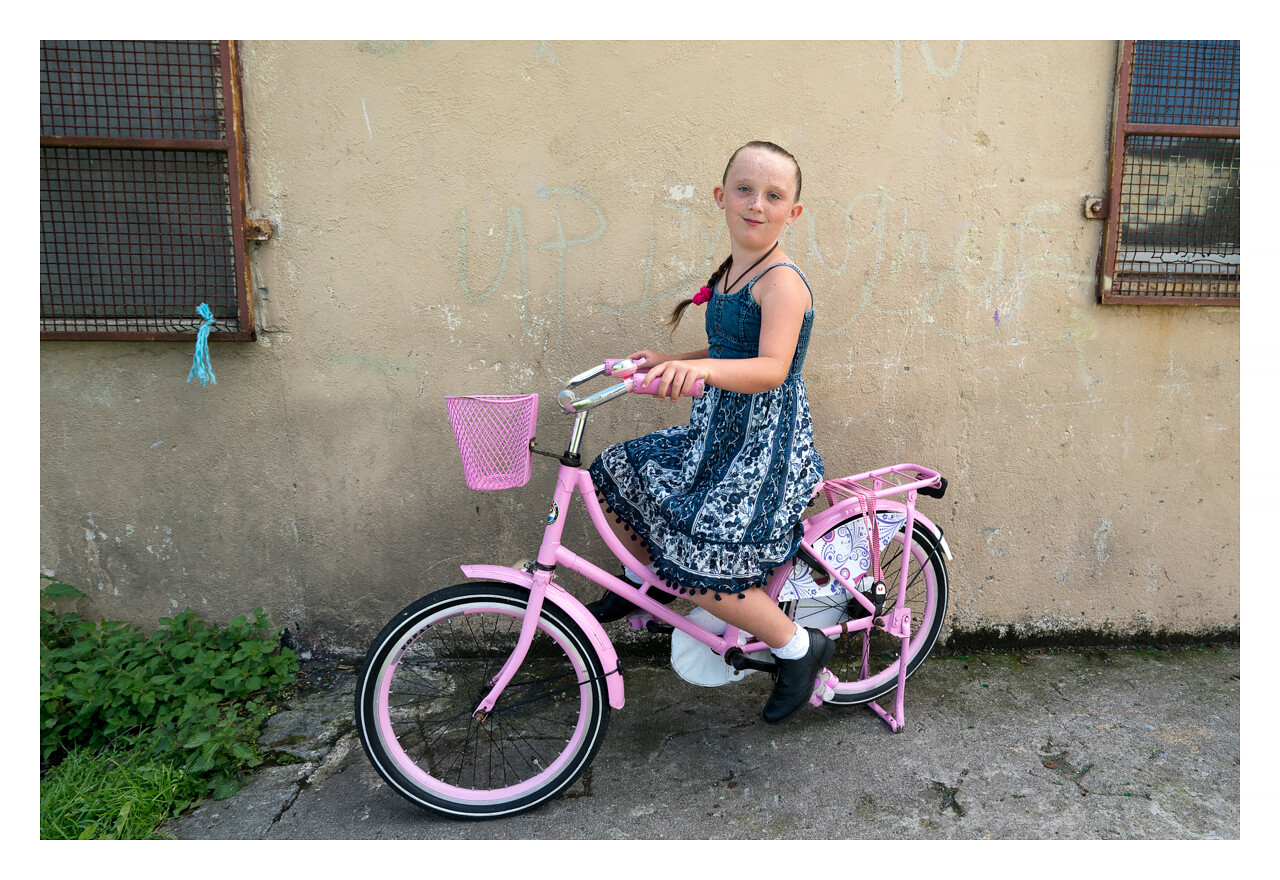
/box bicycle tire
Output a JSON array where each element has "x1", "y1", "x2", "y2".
[
  {"x1": 784, "y1": 513, "x2": 948, "y2": 706},
  {"x1": 355, "y1": 582, "x2": 611, "y2": 819}
]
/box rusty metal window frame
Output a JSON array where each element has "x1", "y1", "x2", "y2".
[
  {"x1": 1096, "y1": 40, "x2": 1240, "y2": 306},
  {"x1": 40, "y1": 40, "x2": 255, "y2": 340}
]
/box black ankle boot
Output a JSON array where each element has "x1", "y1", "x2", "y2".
[
  {"x1": 762, "y1": 627, "x2": 834, "y2": 724},
  {"x1": 585, "y1": 577, "x2": 677, "y2": 622}
]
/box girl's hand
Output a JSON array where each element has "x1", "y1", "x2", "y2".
[
  {"x1": 628, "y1": 349, "x2": 667, "y2": 368},
  {"x1": 646, "y1": 358, "x2": 711, "y2": 401}
]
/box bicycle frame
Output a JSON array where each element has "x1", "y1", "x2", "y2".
[{"x1": 465, "y1": 364, "x2": 947, "y2": 733}]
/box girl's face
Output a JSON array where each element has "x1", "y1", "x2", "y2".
[{"x1": 713, "y1": 148, "x2": 803, "y2": 253}]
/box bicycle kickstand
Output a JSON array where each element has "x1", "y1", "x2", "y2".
[{"x1": 865, "y1": 606, "x2": 912, "y2": 732}]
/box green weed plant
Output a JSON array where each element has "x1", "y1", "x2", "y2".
[
  {"x1": 40, "y1": 578, "x2": 299, "y2": 837},
  {"x1": 40, "y1": 739, "x2": 205, "y2": 839}
]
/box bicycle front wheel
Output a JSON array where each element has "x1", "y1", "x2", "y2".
[
  {"x1": 355, "y1": 582, "x2": 611, "y2": 819},
  {"x1": 786, "y1": 513, "x2": 949, "y2": 706}
]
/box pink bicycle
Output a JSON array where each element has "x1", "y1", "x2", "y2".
[{"x1": 355, "y1": 358, "x2": 952, "y2": 819}]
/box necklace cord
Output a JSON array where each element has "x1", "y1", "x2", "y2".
[{"x1": 722, "y1": 240, "x2": 779, "y2": 294}]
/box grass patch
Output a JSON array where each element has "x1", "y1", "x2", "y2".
[
  {"x1": 40, "y1": 576, "x2": 298, "y2": 839},
  {"x1": 40, "y1": 739, "x2": 204, "y2": 839}
]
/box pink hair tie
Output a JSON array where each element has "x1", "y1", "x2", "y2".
[{"x1": 692, "y1": 286, "x2": 712, "y2": 305}]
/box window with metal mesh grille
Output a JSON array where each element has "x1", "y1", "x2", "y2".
[
  {"x1": 40, "y1": 40, "x2": 255, "y2": 339},
  {"x1": 1096, "y1": 40, "x2": 1239, "y2": 306}
]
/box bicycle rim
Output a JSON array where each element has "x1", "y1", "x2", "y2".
[
  {"x1": 786, "y1": 515, "x2": 948, "y2": 705},
  {"x1": 356, "y1": 583, "x2": 610, "y2": 819}
]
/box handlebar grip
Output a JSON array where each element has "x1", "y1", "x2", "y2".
[
  {"x1": 604, "y1": 357, "x2": 646, "y2": 379},
  {"x1": 629, "y1": 370, "x2": 705, "y2": 398}
]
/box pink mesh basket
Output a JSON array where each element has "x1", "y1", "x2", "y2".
[{"x1": 445, "y1": 394, "x2": 539, "y2": 491}]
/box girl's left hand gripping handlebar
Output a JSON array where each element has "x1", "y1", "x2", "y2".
[
  {"x1": 607, "y1": 357, "x2": 705, "y2": 398},
  {"x1": 558, "y1": 358, "x2": 705, "y2": 413},
  {"x1": 627, "y1": 371, "x2": 705, "y2": 398}
]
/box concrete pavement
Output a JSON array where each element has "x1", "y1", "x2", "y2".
[{"x1": 164, "y1": 643, "x2": 1240, "y2": 840}]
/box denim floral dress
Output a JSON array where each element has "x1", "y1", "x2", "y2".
[{"x1": 589, "y1": 263, "x2": 825, "y2": 598}]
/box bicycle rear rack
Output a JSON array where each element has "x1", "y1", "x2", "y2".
[{"x1": 819, "y1": 463, "x2": 946, "y2": 506}]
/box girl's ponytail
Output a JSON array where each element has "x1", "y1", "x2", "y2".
[{"x1": 668, "y1": 255, "x2": 732, "y2": 330}]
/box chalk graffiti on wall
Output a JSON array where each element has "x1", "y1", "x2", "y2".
[
  {"x1": 893, "y1": 41, "x2": 965, "y2": 102},
  {"x1": 355, "y1": 40, "x2": 434, "y2": 56},
  {"x1": 456, "y1": 188, "x2": 605, "y2": 347},
  {"x1": 454, "y1": 183, "x2": 1082, "y2": 348},
  {"x1": 803, "y1": 191, "x2": 1079, "y2": 341},
  {"x1": 435, "y1": 38, "x2": 1090, "y2": 348}
]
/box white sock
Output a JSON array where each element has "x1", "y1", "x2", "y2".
[
  {"x1": 623, "y1": 566, "x2": 653, "y2": 585},
  {"x1": 772, "y1": 625, "x2": 810, "y2": 660}
]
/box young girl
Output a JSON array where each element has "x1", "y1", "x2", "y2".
[{"x1": 587, "y1": 141, "x2": 830, "y2": 725}]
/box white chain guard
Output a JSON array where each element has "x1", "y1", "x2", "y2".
[{"x1": 671, "y1": 606, "x2": 769, "y2": 687}]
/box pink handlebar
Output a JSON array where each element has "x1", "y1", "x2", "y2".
[
  {"x1": 604, "y1": 357, "x2": 704, "y2": 398},
  {"x1": 628, "y1": 370, "x2": 705, "y2": 398},
  {"x1": 603, "y1": 357, "x2": 645, "y2": 378}
]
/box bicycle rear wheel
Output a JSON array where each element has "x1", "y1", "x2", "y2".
[
  {"x1": 355, "y1": 582, "x2": 610, "y2": 819},
  {"x1": 786, "y1": 513, "x2": 948, "y2": 706}
]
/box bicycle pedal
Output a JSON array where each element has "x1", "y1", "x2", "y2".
[
  {"x1": 626, "y1": 612, "x2": 655, "y2": 631},
  {"x1": 809, "y1": 667, "x2": 839, "y2": 706}
]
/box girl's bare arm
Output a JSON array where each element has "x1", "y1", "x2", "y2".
[{"x1": 644, "y1": 271, "x2": 809, "y2": 399}]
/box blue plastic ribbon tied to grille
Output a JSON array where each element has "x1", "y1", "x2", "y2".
[{"x1": 187, "y1": 303, "x2": 217, "y2": 386}]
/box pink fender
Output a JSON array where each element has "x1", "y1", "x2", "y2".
[
  {"x1": 459, "y1": 564, "x2": 626, "y2": 710},
  {"x1": 802, "y1": 497, "x2": 946, "y2": 548}
]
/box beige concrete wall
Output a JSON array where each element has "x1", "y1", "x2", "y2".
[{"x1": 39, "y1": 41, "x2": 1239, "y2": 655}]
